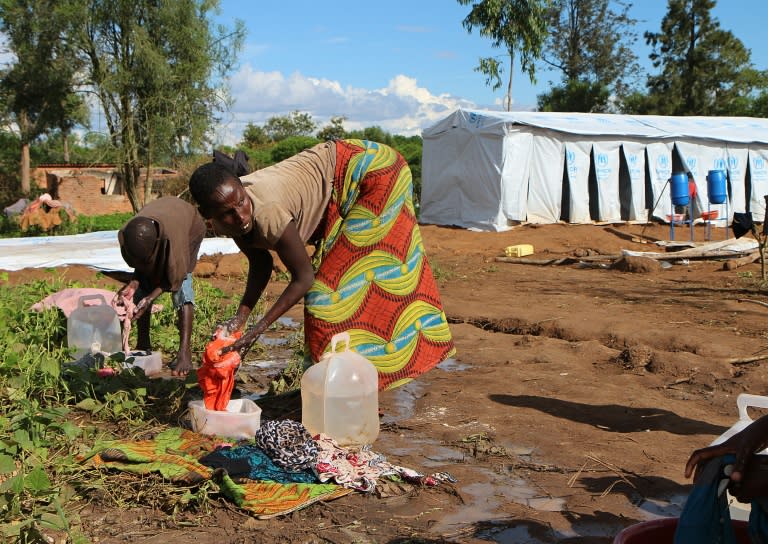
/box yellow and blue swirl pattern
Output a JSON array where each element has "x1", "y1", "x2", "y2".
[{"x1": 305, "y1": 140, "x2": 455, "y2": 390}]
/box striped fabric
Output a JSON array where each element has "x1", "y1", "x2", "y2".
[{"x1": 306, "y1": 139, "x2": 455, "y2": 390}]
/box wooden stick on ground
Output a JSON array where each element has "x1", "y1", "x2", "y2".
[
  {"x1": 738, "y1": 298, "x2": 768, "y2": 309},
  {"x1": 728, "y1": 354, "x2": 768, "y2": 366},
  {"x1": 724, "y1": 252, "x2": 760, "y2": 270}
]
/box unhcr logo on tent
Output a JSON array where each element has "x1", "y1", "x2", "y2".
[
  {"x1": 596, "y1": 152, "x2": 610, "y2": 181},
  {"x1": 714, "y1": 158, "x2": 726, "y2": 170},
  {"x1": 686, "y1": 157, "x2": 697, "y2": 172},
  {"x1": 754, "y1": 156, "x2": 767, "y2": 182},
  {"x1": 728, "y1": 156, "x2": 739, "y2": 171},
  {"x1": 566, "y1": 149, "x2": 578, "y2": 178}
]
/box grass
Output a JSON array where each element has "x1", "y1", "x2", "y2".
[
  {"x1": 0, "y1": 211, "x2": 134, "y2": 238},
  {"x1": 0, "y1": 274, "x2": 263, "y2": 542}
]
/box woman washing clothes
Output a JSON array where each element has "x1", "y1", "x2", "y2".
[{"x1": 188, "y1": 139, "x2": 455, "y2": 390}]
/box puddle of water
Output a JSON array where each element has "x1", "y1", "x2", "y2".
[
  {"x1": 275, "y1": 316, "x2": 299, "y2": 328},
  {"x1": 386, "y1": 438, "x2": 466, "y2": 467},
  {"x1": 381, "y1": 380, "x2": 424, "y2": 423},
  {"x1": 432, "y1": 480, "x2": 506, "y2": 533},
  {"x1": 259, "y1": 336, "x2": 290, "y2": 347},
  {"x1": 242, "y1": 359, "x2": 284, "y2": 369},
  {"x1": 555, "y1": 519, "x2": 625, "y2": 540},
  {"x1": 507, "y1": 477, "x2": 565, "y2": 512},
  {"x1": 432, "y1": 467, "x2": 568, "y2": 536},
  {"x1": 479, "y1": 524, "x2": 548, "y2": 544},
  {"x1": 437, "y1": 358, "x2": 471, "y2": 372},
  {"x1": 635, "y1": 494, "x2": 686, "y2": 519},
  {"x1": 244, "y1": 391, "x2": 268, "y2": 401}
]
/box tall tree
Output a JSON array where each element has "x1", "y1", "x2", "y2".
[
  {"x1": 643, "y1": 0, "x2": 760, "y2": 116},
  {"x1": 317, "y1": 116, "x2": 347, "y2": 141},
  {"x1": 76, "y1": 0, "x2": 244, "y2": 211},
  {"x1": 537, "y1": 0, "x2": 640, "y2": 112},
  {"x1": 458, "y1": 0, "x2": 550, "y2": 111},
  {"x1": 0, "y1": 0, "x2": 83, "y2": 194},
  {"x1": 241, "y1": 122, "x2": 270, "y2": 147},
  {"x1": 263, "y1": 111, "x2": 316, "y2": 142}
]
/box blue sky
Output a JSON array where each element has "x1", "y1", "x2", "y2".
[{"x1": 213, "y1": 1, "x2": 767, "y2": 144}]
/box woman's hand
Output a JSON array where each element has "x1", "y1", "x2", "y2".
[
  {"x1": 220, "y1": 325, "x2": 264, "y2": 357},
  {"x1": 685, "y1": 415, "x2": 768, "y2": 484},
  {"x1": 214, "y1": 314, "x2": 248, "y2": 338}
]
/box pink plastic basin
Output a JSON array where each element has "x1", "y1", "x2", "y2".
[{"x1": 613, "y1": 517, "x2": 750, "y2": 544}]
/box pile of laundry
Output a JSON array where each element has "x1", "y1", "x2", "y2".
[
  {"x1": 78, "y1": 421, "x2": 456, "y2": 518},
  {"x1": 7, "y1": 193, "x2": 77, "y2": 232}
]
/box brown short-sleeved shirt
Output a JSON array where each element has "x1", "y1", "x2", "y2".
[
  {"x1": 238, "y1": 141, "x2": 336, "y2": 249},
  {"x1": 118, "y1": 196, "x2": 206, "y2": 291}
]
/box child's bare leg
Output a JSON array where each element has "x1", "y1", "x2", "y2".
[{"x1": 171, "y1": 303, "x2": 193, "y2": 377}]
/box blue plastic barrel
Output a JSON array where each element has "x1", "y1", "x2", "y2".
[
  {"x1": 707, "y1": 169, "x2": 727, "y2": 204},
  {"x1": 670, "y1": 172, "x2": 689, "y2": 206}
]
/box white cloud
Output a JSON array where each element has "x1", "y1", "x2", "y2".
[{"x1": 213, "y1": 64, "x2": 478, "y2": 146}]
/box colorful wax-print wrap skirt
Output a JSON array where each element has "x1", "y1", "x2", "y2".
[{"x1": 305, "y1": 139, "x2": 455, "y2": 390}]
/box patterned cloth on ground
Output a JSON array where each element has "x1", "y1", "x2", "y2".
[
  {"x1": 674, "y1": 454, "x2": 768, "y2": 543},
  {"x1": 199, "y1": 444, "x2": 317, "y2": 484},
  {"x1": 254, "y1": 420, "x2": 318, "y2": 471},
  {"x1": 313, "y1": 433, "x2": 456, "y2": 493},
  {"x1": 77, "y1": 427, "x2": 347, "y2": 518},
  {"x1": 305, "y1": 139, "x2": 456, "y2": 390}
]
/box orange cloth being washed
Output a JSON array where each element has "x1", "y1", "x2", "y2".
[{"x1": 198, "y1": 331, "x2": 243, "y2": 410}]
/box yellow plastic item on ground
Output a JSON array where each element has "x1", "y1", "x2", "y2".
[{"x1": 504, "y1": 244, "x2": 534, "y2": 257}]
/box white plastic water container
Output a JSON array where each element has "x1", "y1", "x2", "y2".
[
  {"x1": 301, "y1": 332, "x2": 379, "y2": 447},
  {"x1": 122, "y1": 350, "x2": 163, "y2": 376},
  {"x1": 709, "y1": 393, "x2": 768, "y2": 521},
  {"x1": 67, "y1": 295, "x2": 122, "y2": 358},
  {"x1": 188, "y1": 399, "x2": 262, "y2": 439}
]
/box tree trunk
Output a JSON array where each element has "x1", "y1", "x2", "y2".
[
  {"x1": 21, "y1": 142, "x2": 31, "y2": 194},
  {"x1": 143, "y1": 142, "x2": 153, "y2": 205},
  {"x1": 506, "y1": 52, "x2": 515, "y2": 112},
  {"x1": 63, "y1": 132, "x2": 70, "y2": 163}
]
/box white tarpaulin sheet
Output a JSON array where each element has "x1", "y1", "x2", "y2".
[
  {"x1": 431, "y1": 109, "x2": 768, "y2": 144},
  {"x1": 527, "y1": 130, "x2": 564, "y2": 223},
  {"x1": 564, "y1": 140, "x2": 591, "y2": 224},
  {"x1": 645, "y1": 142, "x2": 674, "y2": 220},
  {"x1": 675, "y1": 141, "x2": 729, "y2": 223},
  {"x1": 750, "y1": 148, "x2": 768, "y2": 220},
  {"x1": 420, "y1": 121, "x2": 510, "y2": 230},
  {"x1": 0, "y1": 230, "x2": 241, "y2": 272},
  {"x1": 621, "y1": 141, "x2": 646, "y2": 221},
  {"x1": 421, "y1": 108, "x2": 768, "y2": 230},
  {"x1": 727, "y1": 145, "x2": 749, "y2": 213},
  {"x1": 500, "y1": 128, "x2": 533, "y2": 223},
  {"x1": 592, "y1": 140, "x2": 621, "y2": 222}
]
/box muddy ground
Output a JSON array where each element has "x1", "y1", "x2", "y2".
[{"x1": 7, "y1": 222, "x2": 768, "y2": 543}]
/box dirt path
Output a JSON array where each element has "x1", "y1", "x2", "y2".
[{"x1": 8, "y1": 222, "x2": 768, "y2": 543}]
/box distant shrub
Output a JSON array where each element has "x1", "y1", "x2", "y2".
[{"x1": 270, "y1": 136, "x2": 321, "y2": 163}]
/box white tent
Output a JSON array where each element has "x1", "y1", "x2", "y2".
[{"x1": 420, "y1": 108, "x2": 768, "y2": 231}]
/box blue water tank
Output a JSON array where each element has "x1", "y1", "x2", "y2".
[
  {"x1": 707, "y1": 169, "x2": 727, "y2": 204},
  {"x1": 670, "y1": 172, "x2": 689, "y2": 206}
]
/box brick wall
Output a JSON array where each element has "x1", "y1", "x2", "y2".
[
  {"x1": 53, "y1": 175, "x2": 135, "y2": 215},
  {"x1": 33, "y1": 165, "x2": 173, "y2": 216}
]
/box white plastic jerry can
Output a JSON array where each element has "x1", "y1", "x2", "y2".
[
  {"x1": 301, "y1": 332, "x2": 379, "y2": 447},
  {"x1": 67, "y1": 295, "x2": 122, "y2": 358}
]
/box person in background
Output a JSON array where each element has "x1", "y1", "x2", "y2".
[
  {"x1": 188, "y1": 139, "x2": 455, "y2": 390},
  {"x1": 676, "y1": 413, "x2": 768, "y2": 542},
  {"x1": 115, "y1": 196, "x2": 206, "y2": 377},
  {"x1": 685, "y1": 414, "x2": 768, "y2": 504}
]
